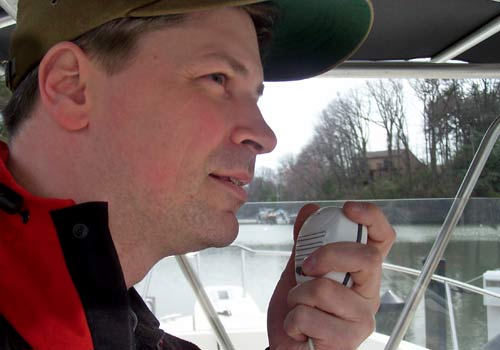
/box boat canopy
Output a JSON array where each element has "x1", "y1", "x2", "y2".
[{"x1": 0, "y1": 0, "x2": 500, "y2": 77}]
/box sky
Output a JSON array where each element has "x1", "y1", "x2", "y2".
[{"x1": 255, "y1": 77, "x2": 426, "y2": 172}]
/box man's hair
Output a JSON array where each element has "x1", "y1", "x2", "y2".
[{"x1": 2, "y1": 3, "x2": 278, "y2": 138}]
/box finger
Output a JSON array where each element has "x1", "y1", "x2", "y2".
[
  {"x1": 287, "y1": 277, "x2": 375, "y2": 320},
  {"x1": 293, "y1": 203, "x2": 320, "y2": 242},
  {"x1": 302, "y1": 243, "x2": 383, "y2": 299},
  {"x1": 350, "y1": 264, "x2": 382, "y2": 303},
  {"x1": 342, "y1": 201, "x2": 396, "y2": 258},
  {"x1": 283, "y1": 304, "x2": 374, "y2": 350}
]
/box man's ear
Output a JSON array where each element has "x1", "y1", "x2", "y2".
[{"x1": 38, "y1": 42, "x2": 94, "y2": 131}]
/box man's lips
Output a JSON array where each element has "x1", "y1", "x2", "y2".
[
  {"x1": 209, "y1": 173, "x2": 251, "y2": 200},
  {"x1": 210, "y1": 171, "x2": 252, "y2": 187},
  {"x1": 209, "y1": 174, "x2": 248, "y2": 187}
]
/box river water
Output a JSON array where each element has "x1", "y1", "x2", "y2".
[{"x1": 136, "y1": 223, "x2": 500, "y2": 350}]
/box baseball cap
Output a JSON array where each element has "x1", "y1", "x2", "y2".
[{"x1": 6, "y1": 0, "x2": 373, "y2": 90}]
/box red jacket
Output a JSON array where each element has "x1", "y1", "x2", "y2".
[{"x1": 0, "y1": 142, "x2": 199, "y2": 350}]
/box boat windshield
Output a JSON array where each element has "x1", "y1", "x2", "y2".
[{"x1": 135, "y1": 77, "x2": 500, "y2": 350}]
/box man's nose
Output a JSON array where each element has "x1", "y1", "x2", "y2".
[{"x1": 230, "y1": 101, "x2": 277, "y2": 155}]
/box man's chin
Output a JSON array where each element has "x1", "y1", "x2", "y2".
[
  {"x1": 208, "y1": 212, "x2": 240, "y2": 248},
  {"x1": 215, "y1": 220, "x2": 240, "y2": 247},
  {"x1": 183, "y1": 231, "x2": 237, "y2": 254}
]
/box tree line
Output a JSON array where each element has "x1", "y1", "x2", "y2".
[
  {"x1": 0, "y1": 78, "x2": 499, "y2": 200},
  {"x1": 248, "y1": 79, "x2": 500, "y2": 201}
]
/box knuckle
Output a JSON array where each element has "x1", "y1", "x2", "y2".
[
  {"x1": 363, "y1": 245, "x2": 383, "y2": 266},
  {"x1": 388, "y1": 227, "x2": 397, "y2": 242},
  {"x1": 287, "y1": 285, "x2": 300, "y2": 307},
  {"x1": 349, "y1": 316, "x2": 376, "y2": 348},
  {"x1": 343, "y1": 331, "x2": 366, "y2": 350},
  {"x1": 356, "y1": 298, "x2": 379, "y2": 321},
  {"x1": 313, "y1": 276, "x2": 334, "y2": 291},
  {"x1": 361, "y1": 295, "x2": 378, "y2": 314},
  {"x1": 366, "y1": 315, "x2": 376, "y2": 334},
  {"x1": 373, "y1": 297, "x2": 382, "y2": 313},
  {"x1": 310, "y1": 278, "x2": 334, "y2": 304},
  {"x1": 290, "y1": 304, "x2": 311, "y2": 325}
]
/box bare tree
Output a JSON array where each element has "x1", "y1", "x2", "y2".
[
  {"x1": 411, "y1": 79, "x2": 466, "y2": 178},
  {"x1": 277, "y1": 144, "x2": 332, "y2": 200},
  {"x1": 305, "y1": 92, "x2": 372, "y2": 197},
  {"x1": 367, "y1": 80, "x2": 410, "y2": 181},
  {"x1": 412, "y1": 80, "x2": 444, "y2": 177},
  {"x1": 276, "y1": 89, "x2": 373, "y2": 200}
]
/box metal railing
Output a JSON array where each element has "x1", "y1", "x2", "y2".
[
  {"x1": 176, "y1": 255, "x2": 235, "y2": 350},
  {"x1": 386, "y1": 115, "x2": 500, "y2": 350},
  {"x1": 175, "y1": 243, "x2": 500, "y2": 350}
]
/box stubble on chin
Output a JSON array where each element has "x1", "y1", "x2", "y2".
[{"x1": 177, "y1": 196, "x2": 242, "y2": 252}]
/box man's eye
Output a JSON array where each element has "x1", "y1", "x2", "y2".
[{"x1": 209, "y1": 73, "x2": 227, "y2": 86}]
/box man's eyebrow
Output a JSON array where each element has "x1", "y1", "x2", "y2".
[{"x1": 202, "y1": 52, "x2": 249, "y2": 75}]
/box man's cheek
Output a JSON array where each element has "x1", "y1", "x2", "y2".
[{"x1": 130, "y1": 155, "x2": 181, "y2": 194}]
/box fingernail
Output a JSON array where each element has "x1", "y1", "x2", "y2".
[{"x1": 302, "y1": 255, "x2": 316, "y2": 273}]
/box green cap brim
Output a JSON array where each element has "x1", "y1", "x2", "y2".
[{"x1": 263, "y1": 0, "x2": 373, "y2": 81}]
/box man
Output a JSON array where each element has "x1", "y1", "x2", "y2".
[{"x1": 0, "y1": 1, "x2": 395, "y2": 349}]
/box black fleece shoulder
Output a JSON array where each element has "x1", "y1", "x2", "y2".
[{"x1": 0, "y1": 315, "x2": 32, "y2": 350}]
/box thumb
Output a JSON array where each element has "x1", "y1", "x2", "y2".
[
  {"x1": 293, "y1": 203, "x2": 321, "y2": 243},
  {"x1": 288, "y1": 203, "x2": 320, "y2": 280},
  {"x1": 267, "y1": 203, "x2": 320, "y2": 347}
]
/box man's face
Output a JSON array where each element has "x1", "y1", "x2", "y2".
[{"x1": 91, "y1": 7, "x2": 276, "y2": 257}]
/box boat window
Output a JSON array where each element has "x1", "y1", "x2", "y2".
[
  {"x1": 218, "y1": 290, "x2": 229, "y2": 300},
  {"x1": 485, "y1": 280, "x2": 500, "y2": 288}
]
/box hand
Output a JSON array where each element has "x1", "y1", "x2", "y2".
[{"x1": 267, "y1": 202, "x2": 396, "y2": 350}]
